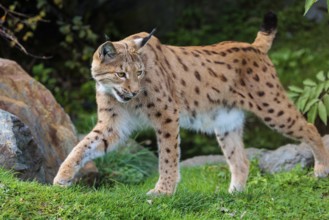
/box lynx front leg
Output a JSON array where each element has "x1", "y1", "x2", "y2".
[
  {"x1": 147, "y1": 112, "x2": 180, "y2": 196},
  {"x1": 54, "y1": 92, "x2": 126, "y2": 186},
  {"x1": 53, "y1": 122, "x2": 121, "y2": 186}
]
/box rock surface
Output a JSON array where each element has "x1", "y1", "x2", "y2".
[
  {"x1": 181, "y1": 136, "x2": 329, "y2": 174},
  {"x1": 0, "y1": 110, "x2": 44, "y2": 182},
  {"x1": 181, "y1": 155, "x2": 226, "y2": 167},
  {"x1": 259, "y1": 136, "x2": 329, "y2": 173},
  {"x1": 259, "y1": 143, "x2": 314, "y2": 173},
  {"x1": 0, "y1": 58, "x2": 80, "y2": 183},
  {"x1": 181, "y1": 148, "x2": 268, "y2": 167}
]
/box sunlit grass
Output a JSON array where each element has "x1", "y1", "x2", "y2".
[{"x1": 1, "y1": 162, "x2": 328, "y2": 219}]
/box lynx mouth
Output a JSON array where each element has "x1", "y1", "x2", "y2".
[{"x1": 113, "y1": 88, "x2": 132, "y2": 102}]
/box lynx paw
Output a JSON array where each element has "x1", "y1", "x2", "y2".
[
  {"x1": 146, "y1": 181, "x2": 176, "y2": 196},
  {"x1": 228, "y1": 174, "x2": 248, "y2": 193},
  {"x1": 314, "y1": 162, "x2": 329, "y2": 178},
  {"x1": 53, "y1": 170, "x2": 75, "y2": 187},
  {"x1": 53, "y1": 177, "x2": 73, "y2": 187},
  {"x1": 228, "y1": 183, "x2": 245, "y2": 194},
  {"x1": 146, "y1": 188, "x2": 174, "y2": 196}
]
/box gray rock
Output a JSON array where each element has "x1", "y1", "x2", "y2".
[
  {"x1": 246, "y1": 147, "x2": 269, "y2": 161},
  {"x1": 259, "y1": 143, "x2": 314, "y2": 173},
  {"x1": 180, "y1": 136, "x2": 329, "y2": 174},
  {"x1": 0, "y1": 110, "x2": 44, "y2": 182},
  {"x1": 180, "y1": 148, "x2": 267, "y2": 167},
  {"x1": 259, "y1": 135, "x2": 329, "y2": 174},
  {"x1": 181, "y1": 155, "x2": 226, "y2": 167},
  {"x1": 0, "y1": 58, "x2": 97, "y2": 183}
]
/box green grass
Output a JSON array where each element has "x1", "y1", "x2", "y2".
[
  {"x1": 1, "y1": 163, "x2": 329, "y2": 219},
  {"x1": 94, "y1": 143, "x2": 158, "y2": 185}
]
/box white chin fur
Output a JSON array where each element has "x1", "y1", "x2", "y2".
[{"x1": 96, "y1": 83, "x2": 111, "y2": 94}]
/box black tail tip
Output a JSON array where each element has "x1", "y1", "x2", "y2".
[{"x1": 260, "y1": 11, "x2": 277, "y2": 34}]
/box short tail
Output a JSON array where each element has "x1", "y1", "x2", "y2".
[{"x1": 252, "y1": 11, "x2": 277, "y2": 53}]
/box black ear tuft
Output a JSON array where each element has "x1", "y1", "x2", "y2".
[
  {"x1": 140, "y1": 28, "x2": 157, "y2": 47},
  {"x1": 260, "y1": 11, "x2": 277, "y2": 34},
  {"x1": 100, "y1": 41, "x2": 117, "y2": 59},
  {"x1": 104, "y1": 34, "x2": 110, "y2": 41}
]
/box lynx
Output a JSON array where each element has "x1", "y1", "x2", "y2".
[{"x1": 54, "y1": 12, "x2": 329, "y2": 195}]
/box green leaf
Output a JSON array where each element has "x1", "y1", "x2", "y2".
[
  {"x1": 323, "y1": 94, "x2": 329, "y2": 113},
  {"x1": 316, "y1": 70, "x2": 325, "y2": 81},
  {"x1": 325, "y1": 81, "x2": 329, "y2": 91},
  {"x1": 304, "y1": 98, "x2": 319, "y2": 113},
  {"x1": 318, "y1": 101, "x2": 327, "y2": 125},
  {"x1": 308, "y1": 87, "x2": 317, "y2": 100},
  {"x1": 288, "y1": 85, "x2": 304, "y2": 93},
  {"x1": 297, "y1": 96, "x2": 308, "y2": 112},
  {"x1": 303, "y1": 87, "x2": 312, "y2": 97},
  {"x1": 65, "y1": 34, "x2": 73, "y2": 43},
  {"x1": 307, "y1": 104, "x2": 318, "y2": 124},
  {"x1": 79, "y1": 30, "x2": 86, "y2": 38},
  {"x1": 327, "y1": 0, "x2": 329, "y2": 13},
  {"x1": 301, "y1": 87, "x2": 311, "y2": 100},
  {"x1": 304, "y1": 0, "x2": 317, "y2": 15},
  {"x1": 59, "y1": 24, "x2": 70, "y2": 34},
  {"x1": 303, "y1": 79, "x2": 317, "y2": 87},
  {"x1": 288, "y1": 92, "x2": 299, "y2": 98},
  {"x1": 315, "y1": 83, "x2": 325, "y2": 98},
  {"x1": 72, "y1": 16, "x2": 82, "y2": 25}
]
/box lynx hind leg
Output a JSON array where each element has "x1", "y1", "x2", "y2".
[
  {"x1": 266, "y1": 111, "x2": 329, "y2": 177},
  {"x1": 244, "y1": 80, "x2": 329, "y2": 177},
  {"x1": 214, "y1": 109, "x2": 249, "y2": 193}
]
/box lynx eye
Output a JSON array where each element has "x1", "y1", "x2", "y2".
[
  {"x1": 137, "y1": 71, "x2": 143, "y2": 76},
  {"x1": 116, "y1": 72, "x2": 126, "y2": 78}
]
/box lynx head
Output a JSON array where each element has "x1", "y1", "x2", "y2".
[{"x1": 91, "y1": 29, "x2": 155, "y2": 103}]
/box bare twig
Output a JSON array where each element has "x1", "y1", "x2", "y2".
[
  {"x1": 0, "y1": 3, "x2": 51, "y2": 59},
  {"x1": 0, "y1": 4, "x2": 49, "y2": 22},
  {"x1": 0, "y1": 27, "x2": 51, "y2": 59}
]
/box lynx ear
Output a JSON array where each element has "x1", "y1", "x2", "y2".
[
  {"x1": 99, "y1": 41, "x2": 117, "y2": 61},
  {"x1": 134, "y1": 28, "x2": 156, "y2": 50}
]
